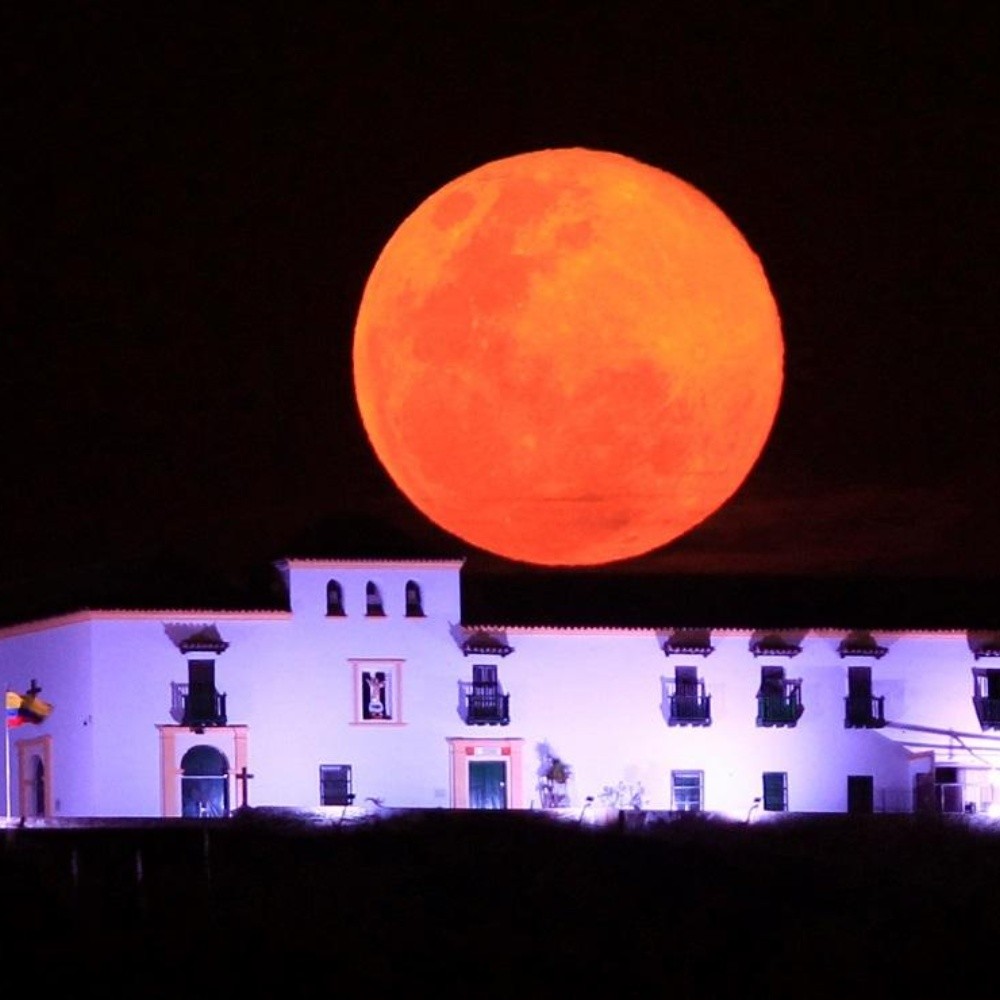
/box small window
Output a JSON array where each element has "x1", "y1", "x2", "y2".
[
  {"x1": 405, "y1": 580, "x2": 424, "y2": 617},
  {"x1": 974, "y1": 668, "x2": 1000, "y2": 730},
  {"x1": 366, "y1": 581, "x2": 385, "y2": 617},
  {"x1": 671, "y1": 770, "x2": 703, "y2": 812},
  {"x1": 473, "y1": 663, "x2": 498, "y2": 686},
  {"x1": 977, "y1": 668, "x2": 1000, "y2": 699},
  {"x1": 762, "y1": 771, "x2": 788, "y2": 812},
  {"x1": 320, "y1": 764, "x2": 355, "y2": 806},
  {"x1": 326, "y1": 580, "x2": 345, "y2": 616},
  {"x1": 351, "y1": 659, "x2": 403, "y2": 724}
]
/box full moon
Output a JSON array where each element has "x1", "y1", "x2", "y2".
[{"x1": 353, "y1": 148, "x2": 783, "y2": 566}]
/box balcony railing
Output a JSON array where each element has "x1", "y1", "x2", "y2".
[
  {"x1": 173, "y1": 684, "x2": 228, "y2": 728},
  {"x1": 844, "y1": 694, "x2": 886, "y2": 729},
  {"x1": 466, "y1": 684, "x2": 510, "y2": 726},
  {"x1": 756, "y1": 682, "x2": 804, "y2": 727},
  {"x1": 667, "y1": 682, "x2": 711, "y2": 726},
  {"x1": 974, "y1": 696, "x2": 1000, "y2": 730}
]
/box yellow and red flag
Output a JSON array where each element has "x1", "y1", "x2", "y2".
[{"x1": 5, "y1": 689, "x2": 53, "y2": 728}]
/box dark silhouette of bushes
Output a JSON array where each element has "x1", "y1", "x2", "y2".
[{"x1": 3, "y1": 811, "x2": 999, "y2": 996}]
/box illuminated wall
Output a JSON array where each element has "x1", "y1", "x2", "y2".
[{"x1": 0, "y1": 558, "x2": 995, "y2": 820}]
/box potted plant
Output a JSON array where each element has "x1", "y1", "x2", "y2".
[{"x1": 540, "y1": 756, "x2": 572, "y2": 807}]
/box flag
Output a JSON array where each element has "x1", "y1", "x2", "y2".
[
  {"x1": 5, "y1": 691, "x2": 23, "y2": 728},
  {"x1": 5, "y1": 688, "x2": 53, "y2": 728}
]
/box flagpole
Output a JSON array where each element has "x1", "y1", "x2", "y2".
[{"x1": 4, "y1": 686, "x2": 10, "y2": 820}]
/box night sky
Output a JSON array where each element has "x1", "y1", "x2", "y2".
[{"x1": 5, "y1": 6, "x2": 996, "y2": 628}]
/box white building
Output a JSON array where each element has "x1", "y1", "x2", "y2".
[{"x1": 3, "y1": 557, "x2": 1000, "y2": 822}]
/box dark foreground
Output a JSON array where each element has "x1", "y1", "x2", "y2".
[{"x1": 4, "y1": 810, "x2": 998, "y2": 997}]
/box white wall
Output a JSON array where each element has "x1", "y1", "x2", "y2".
[{"x1": 1, "y1": 560, "x2": 993, "y2": 820}]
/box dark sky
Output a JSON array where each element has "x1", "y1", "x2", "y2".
[{"x1": 5, "y1": 5, "x2": 996, "y2": 627}]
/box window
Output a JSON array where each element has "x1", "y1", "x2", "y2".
[
  {"x1": 671, "y1": 770, "x2": 703, "y2": 812},
  {"x1": 467, "y1": 663, "x2": 509, "y2": 725},
  {"x1": 845, "y1": 666, "x2": 885, "y2": 728},
  {"x1": 184, "y1": 659, "x2": 227, "y2": 728},
  {"x1": 404, "y1": 580, "x2": 424, "y2": 617},
  {"x1": 973, "y1": 668, "x2": 1000, "y2": 729},
  {"x1": 473, "y1": 664, "x2": 495, "y2": 685},
  {"x1": 320, "y1": 765, "x2": 355, "y2": 806},
  {"x1": 935, "y1": 766, "x2": 963, "y2": 813},
  {"x1": 756, "y1": 667, "x2": 803, "y2": 727},
  {"x1": 669, "y1": 666, "x2": 710, "y2": 725},
  {"x1": 762, "y1": 772, "x2": 788, "y2": 812},
  {"x1": 351, "y1": 659, "x2": 403, "y2": 724},
  {"x1": 326, "y1": 580, "x2": 345, "y2": 616},
  {"x1": 366, "y1": 581, "x2": 385, "y2": 617}
]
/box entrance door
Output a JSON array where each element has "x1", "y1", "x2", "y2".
[
  {"x1": 180, "y1": 745, "x2": 230, "y2": 817},
  {"x1": 469, "y1": 760, "x2": 507, "y2": 809},
  {"x1": 847, "y1": 774, "x2": 874, "y2": 814}
]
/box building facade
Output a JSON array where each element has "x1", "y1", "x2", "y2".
[{"x1": 2, "y1": 557, "x2": 1000, "y2": 822}]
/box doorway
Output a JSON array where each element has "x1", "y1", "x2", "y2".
[
  {"x1": 180, "y1": 745, "x2": 230, "y2": 817},
  {"x1": 469, "y1": 760, "x2": 507, "y2": 809},
  {"x1": 847, "y1": 774, "x2": 874, "y2": 814}
]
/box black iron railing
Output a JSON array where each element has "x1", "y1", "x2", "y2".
[
  {"x1": 179, "y1": 686, "x2": 228, "y2": 728},
  {"x1": 667, "y1": 680, "x2": 711, "y2": 726},
  {"x1": 466, "y1": 684, "x2": 510, "y2": 725},
  {"x1": 974, "y1": 696, "x2": 1000, "y2": 730},
  {"x1": 844, "y1": 694, "x2": 886, "y2": 728},
  {"x1": 756, "y1": 682, "x2": 804, "y2": 727}
]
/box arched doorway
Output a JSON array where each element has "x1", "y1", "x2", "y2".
[
  {"x1": 180, "y1": 745, "x2": 230, "y2": 817},
  {"x1": 14, "y1": 735, "x2": 52, "y2": 818},
  {"x1": 30, "y1": 755, "x2": 45, "y2": 817}
]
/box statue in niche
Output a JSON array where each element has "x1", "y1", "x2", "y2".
[{"x1": 365, "y1": 671, "x2": 387, "y2": 719}]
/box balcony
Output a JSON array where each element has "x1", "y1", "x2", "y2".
[
  {"x1": 466, "y1": 683, "x2": 510, "y2": 726},
  {"x1": 844, "y1": 694, "x2": 886, "y2": 728},
  {"x1": 756, "y1": 682, "x2": 804, "y2": 727},
  {"x1": 974, "y1": 696, "x2": 1000, "y2": 730},
  {"x1": 667, "y1": 683, "x2": 711, "y2": 726},
  {"x1": 173, "y1": 683, "x2": 228, "y2": 729}
]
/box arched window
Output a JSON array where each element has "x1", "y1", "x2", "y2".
[
  {"x1": 326, "y1": 579, "x2": 345, "y2": 616},
  {"x1": 366, "y1": 581, "x2": 385, "y2": 617},
  {"x1": 180, "y1": 745, "x2": 230, "y2": 818},
  {"x1": 405, "y1": 580, "x2": 424, "y2": 617}
]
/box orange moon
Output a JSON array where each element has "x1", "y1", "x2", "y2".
[{"x1": 352, "y1": 148, "x2": 783, "y2": 566}]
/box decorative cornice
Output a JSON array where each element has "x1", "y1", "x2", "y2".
[
  {"x1": 662, "y1": 628, "x2": 714, "y2": 657},
  {"x1": 461, "y1": 630, "x2": 514, "y2": 657}
]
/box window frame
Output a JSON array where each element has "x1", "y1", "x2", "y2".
[
  {"x1": 326, "y1": 579, "x2": 345, "y2": 617},
  {"x1": 671, "y1": 769, "x2": 704, "y2": 812},
  {"x1": 365, "y1": 581, "x2": 386, "y2": 617},
  {"x1": 319, "y1": 764, "x2": 355, "y2": 806},
  {"x1": 762, "y1": 771, "x2": 788, "y2": 812},
  {"x1": 404, "y1": 579, "x2": 424, "y2": 617},
  {"x1": 350, "y1": 658, "x2": 405, "y2": 726}
]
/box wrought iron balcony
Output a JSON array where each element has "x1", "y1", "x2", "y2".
[
  {"x1": 844, "y1": 694, "x2": 886, "y2": 728},
  {"x1": 974, "y1": 696, "x2": 1000, "y2": 730},
  {"x1": 667, "y1": 682, "x2": 711, "y2": 726},
  {"x1": 466, "y1": 684, "x2": 510, "y2": 726},
  {"x1": 174, "y1": 684, "x2": 228, "y2": 728},
  {"x1": 756, "y1": 682, "x2": 804, "y2": 727}
]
